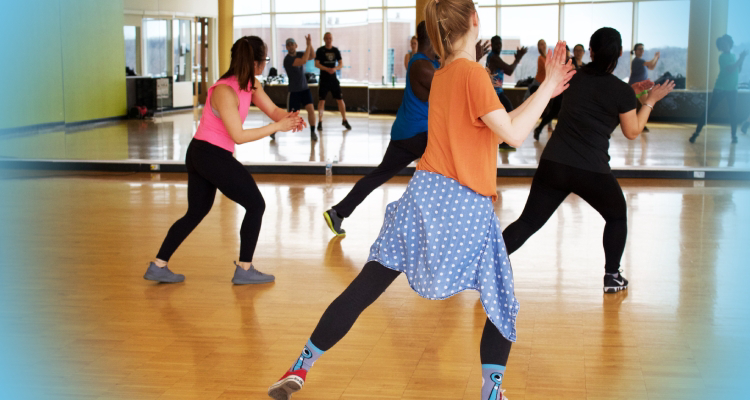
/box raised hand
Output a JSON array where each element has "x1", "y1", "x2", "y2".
[
  {"x1": 545, "y1": 41, "x2": 576, "y2": 97},
  {"x1": 305, "y1": 34, "x2": 312, "y2": 46},
  {"x1": 515, "y1": 46, "x2": 528, "y2": 61},
  {"x1": 475, "y1": 40, "x2": 490, "y2": 61},
  {"x1": 631, "y1": 79, "x2": 654, "y2": 94},
  {"x1": 642, "y1": 80, "x2": 675, "y2": 105}
]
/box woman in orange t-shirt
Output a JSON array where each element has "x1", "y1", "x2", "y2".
[{"x1": 269, "y1": 1, "x2": 573, "y2": 399}]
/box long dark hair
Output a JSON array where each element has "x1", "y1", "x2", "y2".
[
  {"x1": 220, "y1": 36, "x2": 266, "y2": 92},
  {"x1": 585, "y1": 27, "x2": 622, "y2": 75}
]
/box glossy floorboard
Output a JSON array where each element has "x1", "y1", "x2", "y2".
[
  {"x1": 1, "y1": 109, "x2": 748, "y2": 169},
  {"x1": 0, "y1": 171, "x2": 748, "y2": 399}
]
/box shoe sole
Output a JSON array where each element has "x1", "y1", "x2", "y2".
[
  {"x1": 143, "y1": 273, "x2": 184, "y2": 283},
  {"x1": 268, "y1": 375, "x2": 304, "y2": 400},
  {"x1": 323, "y1": 211, "x2": 346, "y2": 236},
  {"x1": 232, "y1": 278, "x2": 275, "y2": 284},
  {"x1": 603, "y1": 285, "x2": 627, "y2": 293}
]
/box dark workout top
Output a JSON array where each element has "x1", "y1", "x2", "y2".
[
  {"x1": 315, "y1": 46, "x2": 342, "y2": 85},
  {"x1": 541, "y1": 68, "x2": 637, "y2": 174}
]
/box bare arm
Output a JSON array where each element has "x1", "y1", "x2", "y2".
[
  {"x1": 481, "y1": 42, "x2": 575, "y2": 147},
  {"x1": 409, "y1": 59, "x2": 436, "y2": 102},
  {"x1": 294, "y1": 35, "x2": 314, "y2": 66},
  {"x1": 334, "y1": 58, "x2": 343, "y2": 71},
  {"x1": 644, "y1": 52, "x2": 660, "y2": 69},
  {"x1": 725, "y1": 51, "x2": 747, "y2": 73},
  {"x1": 211, "y1": 84, "x2": 304, "y2": 144},
  {"x1": 619, "y1": 80, "x2": 675, "y2": 139},
  {"x1": 491, "y1": 56, "x2": 519, "y2": 77},
  {"x1": 404, "y1": 54, "x2": 410, "y2": 70}
]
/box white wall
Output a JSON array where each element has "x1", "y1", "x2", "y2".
[{"x1": 124, "y1": 0, "x2": 218, "y2": 17}]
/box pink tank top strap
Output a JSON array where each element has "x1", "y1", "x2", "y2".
[{"x1": 194, "y1": 76, "x2": 254, "y2": 153}]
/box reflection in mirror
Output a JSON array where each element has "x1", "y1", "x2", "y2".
[
  {"x1": 2, "y1": 0, "x2": 749, "y2": 177},
  {"x1": 698, "y1": 0, "x2": 749, "y2": 168}
]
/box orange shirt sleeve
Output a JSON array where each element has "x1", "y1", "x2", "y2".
[{"x1": 466, "y1": 65, "x2": 504, "y2": 124}]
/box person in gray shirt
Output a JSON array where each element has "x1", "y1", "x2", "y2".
[{"x1": 283, "y1": 35, "x2": 317, "y2": 141}]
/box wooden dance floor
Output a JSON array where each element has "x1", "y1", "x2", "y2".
[{"x1": 0, "y1": 171, "x2": 748, "y2": 399}]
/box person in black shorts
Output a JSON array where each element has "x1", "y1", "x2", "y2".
[
  {"x1": 283, "y1": 35, "x2": 318, "y2": 141},
  {"x1": 502, "y1": 27, "x2": 675, "y2": 293},
  {"x1": 315, "y1": 32, "x2": 351, "y2": 131}
]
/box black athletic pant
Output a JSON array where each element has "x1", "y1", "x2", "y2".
[
  {"x1": 502, "y1": 159, "x2": 627, "y2": 274},
  {"x1": 332, "y1": 133, "x2": 428, "y2": 218},
  {"x1": 309, "y1": 261, "x2": 512, "y2": 365},
  {"x1": 497, "y1": 91, "x2": 515, "y2": 112},
  {"x1": 695, "y1": 89, "x2": 738, "y2": 137},
  {"x1": 537, "y1": 95, "x2": 563, "y2": 131},
  {"x1": 156, "y1": 139, "x2": 265, "y2": 262}
]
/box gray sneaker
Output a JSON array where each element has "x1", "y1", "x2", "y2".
[
  {"x1": 232, "y1": 262, "x2": 275, "y2": 284},
  {"x1": 143, "y1": 262, "x2": 185, "y2": 283}
]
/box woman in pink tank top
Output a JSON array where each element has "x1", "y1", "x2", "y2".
[{"x1": 144, "y1": 36, "x2": 306, "y2": 285}]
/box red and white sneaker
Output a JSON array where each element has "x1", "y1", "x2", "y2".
[{"x1": 268, "y1": 369, "x2": 306, "y2": 400}]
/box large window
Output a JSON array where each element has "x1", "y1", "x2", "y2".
[
  {"x1": 234, "y1": 0, "x2": 692, "y2": 86},
  {"x1": 635, "y1": 1, "x2": 690, "y2": 81},
  {"x1": 564, "y1": 2, "x2": 632, "y2": 80},
  {"x1": 124, "y1": 26, "x2": 138, "y2": 74},
  {"x1": 727, "y1": 0, "x2": 750, "y2": 86},
  {"x1": 144, "y1": 19, "x2": 168, "y2": 78},
  {"x1": 500, "y1": 5, "x2": 558, "y2": 84}
]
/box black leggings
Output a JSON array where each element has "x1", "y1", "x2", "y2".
[
  {"x1": 537, "y1": 95, "x2": 563, "y2": 131},
  {"x1": 695, "y1": 89, "x2": 738, "y2": 137},
  {"x1": 156, "y1": 139, "x2": 265, "y2": 262},
  {"x1": 502, "y1": 159, "x2": 627, "y2": 274},
  {"x1": 309, "y1": 261, "x2": 512, "y2": 366},
  {"x1": 497, "y1": 91, "x2": 515, "y2": 112},
  {"x1": 332, "y1": 133, "x2": 427, "y2": 218}
]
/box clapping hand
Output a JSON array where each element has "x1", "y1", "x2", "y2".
[
  {"x1": 640, "y1": 80, "x2": 675, "y2": 106},
  {"x1": 631, "y1": 80, "x2": 654, "y2": 94},
  {"x1": 278, "y1": 111, "x2": 307, "y2": 132},
  {"x1": 545, "y1": 41, "x2": 576, "y2": 98}
]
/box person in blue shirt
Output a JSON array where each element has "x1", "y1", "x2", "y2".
[
  {"x1": 486, "y1": 36, "x2": 527, "y2": 150},
  {"x1": 323, "y1": 22, "x2": 488, "y2": 236},
  {"x1": 690, "y1": 34, "x2": 747, "y2": 144}
]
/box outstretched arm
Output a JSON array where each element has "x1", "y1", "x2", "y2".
[{"x1": 212, "y1": 84, "x2": 306, "y2": 144}]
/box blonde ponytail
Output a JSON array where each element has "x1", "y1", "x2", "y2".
[{"x1": 423, "y1": 0, "x2": 476, "y2": 67}]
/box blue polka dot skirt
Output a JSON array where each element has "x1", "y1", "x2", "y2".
[{"x1": 368, "y1": 170, "x2": 520, "y2": 342}]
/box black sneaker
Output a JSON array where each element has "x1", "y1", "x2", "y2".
[
  {"x1": 311, "y1": 131, "x2": 318, "y2": 141},
  {"x1": 643, "y1": 126, "x2": 650, "y2": 132},
  {"x1": 533, "y1": 126, "x2": 542, "y2": 141},
  {"x1": 689, "y1": 132, "x2": 699, "y2": 143},
  {"x1": 498, "y1": 142, "x2": 516, "y2": 151},
  {"x1": 270, "y1": 133, "x2": 276, "y2": 140},
  {"x1": 342, "y1": 120, "x2": 352, "y2": 130},
  {"x1": 317, "y1": 121, "x2": 323, "y2": 131},
  {"x1": 323, "y1": 209, "x2": 346, "y2": 236},
  {"x1": 742, "y1": 121, "x2": 749, "y2": 135},
  {"x1": 603, "y1": 271, "x2": 628, "y2": 293}
]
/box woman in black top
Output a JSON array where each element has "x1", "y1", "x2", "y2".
[{"x1": 503, "y1": 28, "x2": 675, "y2": 293}]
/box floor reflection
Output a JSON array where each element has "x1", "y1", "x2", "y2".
[{"x1": 1, "y1": 171, "x2": 749, "y2": 398}]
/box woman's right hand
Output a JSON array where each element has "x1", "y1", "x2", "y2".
[
  {"x1": 544, "y1": 41, "x2": 576, "y2": 97},
  {"x1": 642, "y1": 80, "x2": 676, "y2": 106},
  {"x1": 276, "y1": 111, "x2": 305, "y2": 132}
]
